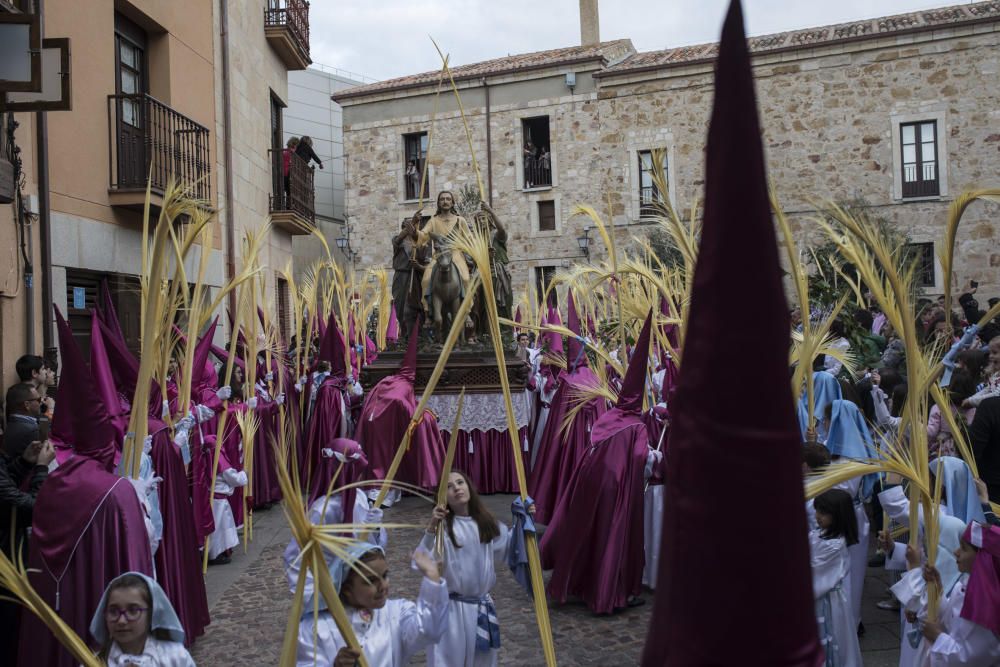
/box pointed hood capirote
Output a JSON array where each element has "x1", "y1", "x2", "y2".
[
  {"x1": 89, "y1": 313, "x2": 129, "y2": 443},
  {"x1": 616, "y1": 310, "x2": 653, "y2": 414},
  {"x1": 52, "y1": 305, "x2": 117, "y2": 462},
  {"x1": 566, "y1": 291, "x2": 588, "y2": 370},
  {"x1": 642, "y1": 2, "x2": 823, "y2": 664},
  {"x1": 318, "y1": 313, "x2": 348, "y2": 379},
  {"x1": 398, "y1": 319, "x2": 421, "y2": 383},
  {"x1": 192, "y1": 317, "x2": 220, "y2": 390}
]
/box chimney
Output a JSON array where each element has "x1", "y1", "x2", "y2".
[{"x1": 579, "y1": 0, "x2": 600, "y2": 46}]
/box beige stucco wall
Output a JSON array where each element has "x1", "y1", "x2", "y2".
[
  {"x1": 1, "y1": 1, "x2": 222, "y2": 386},
  {"x1": 341, "y1": 23, "x2": 1000, "y2": 300}
]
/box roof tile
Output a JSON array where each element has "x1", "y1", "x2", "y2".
[
  {"x1": 334, "y1": 39, "x2": 634, "y2": 101},
  {"x1": 597, "y1": 0, "x2": 1000, "y2": 77}
]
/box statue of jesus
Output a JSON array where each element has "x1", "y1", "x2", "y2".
[{"x1": 411, "y1": 190, "x2": 471, "y2": 310}]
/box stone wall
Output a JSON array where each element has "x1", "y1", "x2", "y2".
[{"x1": 342, "y1": 23, "x2": 1000, "y2": 302}]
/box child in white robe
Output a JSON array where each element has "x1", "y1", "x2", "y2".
[
  {"x1": 207, "y1": 450, "x2": 247, "y2": 564},
  {"x1": 809, "y1": 488, "x2": 862, "y2": 667},
  {"x1": 90, "y1": 571, "x2": 195, "y2": 666},
  {"x1": 890, "y1": 521, "x2": 1000, "y2": 666},
  {"x1": 295, "y1": 544, "x2": 448, "y2": 667},
  {"x1": 417, "y1": 471, "x2": 522, "y2": 667},
  {"x1": 284, "y1": 439, "x2": 387, "y2": 608}
]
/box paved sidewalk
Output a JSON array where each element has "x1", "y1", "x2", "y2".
[{"x1": 191, "y1": 495, "x2": 901, "y2": 665}]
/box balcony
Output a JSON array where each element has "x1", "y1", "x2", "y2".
[
  {"x1": 107, "y1": 93, "x2": 211, "y2": 210},
  {"x1": 264, "y1": 0, "x2": 311, "y2": 71},
  {"x1": 269, "y1": 148, "x2": 315, "y2": 234}
]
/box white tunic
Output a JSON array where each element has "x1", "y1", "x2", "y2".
[
  {"x1": 809, "y1": 529, "x2": 862, "y2": 667},
  {"x1": 642, "y1": 484, "x2": 664, "y2": 589},
  {"x1": 530, "y1": 375, "x2": 558, "y2": 468},
  {"x1": 417, "y1": 517, "x2": 510, "y2": 667},
  {"x1": 891, "y1": 569, "x2": 1000, "y2": 667},
  {"x1": 105, "y1": 636, "x2": 196, "y2": 667},
  {"x1": 295, "y1": 577, "x2": 449, "y2": 667},
  {"x1": 208, "y1": 468, "x2": 247, "y2": 559}
]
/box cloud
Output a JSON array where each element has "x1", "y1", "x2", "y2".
[{"x1": 310, "y1": 0, "x2": 964, "y2": 82}]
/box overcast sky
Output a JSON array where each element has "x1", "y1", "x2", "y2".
[{"x1": 309, "y1": 0, "x2": 967, "y2": 82}]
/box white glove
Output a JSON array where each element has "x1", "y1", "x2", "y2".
[
  {"x1": 174, "y1": 429, "x2": 189, "y2": 451},
  {"x1": 176, "y1": 413, "x2": 196, "y2": 432},
  {"x1": 128, "y1": 475, "x2": 162, "y2": 500},
  {"x1": 195, "y1": 404, "x2": 215, "y2": 424},
  {"x1": 294, "y1": 381, "x2": 304, "y2": 393},
  {"x1": 161, "y1": 400, "x2": 171, "y2": 420},
  {"x1": 216, "y1": 386, "x2": 232, "y2": 401},
  {"x1": 247, "y1": 397, "x2": 258, "y2": 410},
  {"x1": 350, "y1": 381, "x2": 364, "y2": 398},
  {"x1": 364, "y1": 507, "x2": 383, "y2": 525},
  {"x1": 275, "y1": 393, "x2": 286, "y2": 406},
  {"x1": 265, "y1": 372, "x2": 274, "y2": 383},
  {"x1": 298, "y1": 375, "x2": 307, "y2": 386},
  {"x1": 143, "y1": 435, "x2": 153, "y2": 455}
]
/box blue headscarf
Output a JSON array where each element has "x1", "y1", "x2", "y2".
[
  {"x1": 798, "y1": 372, "x2": 843, "y2": 439},
  {"x1": 931, "y1": 456, "x2": 986, "y2": 525},
  {"x1": 294, "y1": 542, "x2": 385, "y2": 617},
  {"x1": 90, "y1": 571, "x2": 185, "y2": 646},
  {"x1": 825, "y1": 400, "x2": 875, "y2": 460}
]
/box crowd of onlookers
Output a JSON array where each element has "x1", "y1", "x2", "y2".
[{"x1": 0, "y1": 355, "x2": 58, "y2": 661}]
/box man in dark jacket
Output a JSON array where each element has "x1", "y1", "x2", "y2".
[
  {"x1": 3, "y1": 383, "x2": 42, "y2": 459},
  {"x1": 970, "y1": 395, "x2": 1000, "y2": 502},
  {"x1": 0, "y1": 429, "x2": 53, "y2": 664},
  {"x1": 293, "y1": 135, "x2": 323, "y2": 169}
]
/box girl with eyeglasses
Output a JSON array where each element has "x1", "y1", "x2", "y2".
[{"x1": 90, "y1": 572, "x2": 194, "y2": 666}]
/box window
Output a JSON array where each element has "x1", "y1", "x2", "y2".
[
  {"x1": 522, "y1": 116, "x2": 551, "y2": 188},
  {"x1": 901, "y1": 121, "x2": 939, "y2": 198},
  {"x1": 535, "y1": 266, "x2": 558, "y2": 307},
  {"x1": 276, "y1": 276, "x2": 290, "y2": 343},
  {"x1": 114, "y1": 13, "x2": 147, "y2": 127},
  {"x1": 537, "y1": 200, "x2": 556, "y2": 232},
  {"x1": 638, "y1": 149, "x2": 667, "y2": 217},
  {"x1": 906, "y1": 242, "x2": 936, "y2": 288},
  {"x1": 403, "y1": 132, "x2": 428, "y2": 200}
]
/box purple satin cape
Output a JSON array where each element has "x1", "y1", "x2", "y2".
[
  {"x1": 529, "y1": 367, "x2": 608, "y2": 524},
  {"x1": 539, "y1": 412, "x2": 650, "y2": 614},
  {"x1": 18, "y1": 456, "x2": 153, "y2": 666},
  {"x1": 354, "y1": 375, "x2": 444, "y2": 490},
  {"x1": 303, "y1": 378, "x2": 347, "y2": 489},
  {"x1": 149, "y1": 421, "x2": 211, "y2": 645}
]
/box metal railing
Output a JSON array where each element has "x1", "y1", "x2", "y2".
[
  {"x1": 640, "y1": 186, "x2": 664, "y2": 216},
  {"x1": 108, "y1": 93, "x2": 211, "y2": 199},
  {"x1": 270, "y1": 148, "x2": 315, "y2": 225},
  {"x1": 523, "y1": 156, "x2": 552, "y2": 188},
  {"x1": 265, "y1": 0, "x2": 310, "y2": 61}
]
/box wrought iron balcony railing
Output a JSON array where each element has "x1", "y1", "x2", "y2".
[
  {"x1": 270, "y1": 148, "x2": 315, "y2": 229},
  {"x1": 264, "y1": 0, "x2": 311, "y2": 69},
  {"x1": 108, "y1": 93, "x2": 211, "y2": 200}
]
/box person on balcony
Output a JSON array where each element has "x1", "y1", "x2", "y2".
[
  {"x1": 283, "y1": 137, "x2": 300, "y2": 205},
  {"x1": 295, "y1": 136, "x2": 324, "y2": 170}
]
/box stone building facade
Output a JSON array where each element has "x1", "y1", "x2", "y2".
[{"x1": 336, "y1": 1, "x2": 1000, "y2": 303}]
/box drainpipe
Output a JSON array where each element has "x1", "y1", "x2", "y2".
[
  {"x1": 481, "y1": 77, "x2": 492, "y2": 205},
  {"x1": 36, "y1": 0, "x2": 54, "y2": 360},
  {"x1": 219, "y1": 0, "x2": 237, "y2": 326}
]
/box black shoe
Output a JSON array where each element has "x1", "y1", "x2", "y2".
[
  {"x1": 208, "y1": 554, "x2": 232, "y2": 566},
  {"x1": 857, "y1": 621, "x2": 865, "y2": 637}
]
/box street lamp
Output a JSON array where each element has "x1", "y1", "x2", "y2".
[
  {"x1": 336, "y1": 237, "x2": 348, "y2": 249},
  {"x1": 577, "y1": 226, "x2": 591, "y2": 261}
]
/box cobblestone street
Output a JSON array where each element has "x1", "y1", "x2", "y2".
[{"x1": 191, "y1": 494, "x2": 902, "y2": 666}]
